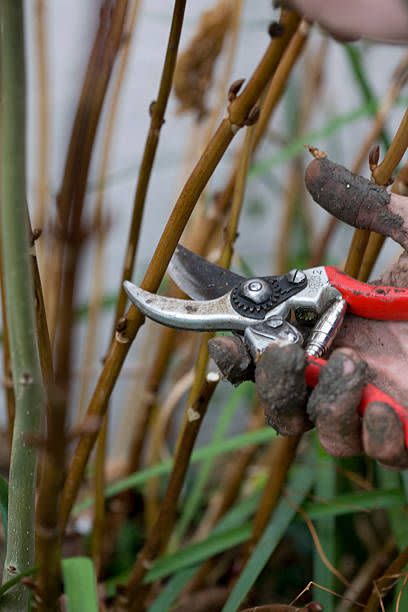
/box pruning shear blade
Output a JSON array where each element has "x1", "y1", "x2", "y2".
[{"x1": 123, "y1": 281, "x2": 261, "y2": 331}]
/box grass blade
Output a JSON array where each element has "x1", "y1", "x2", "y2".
[
  {"x1": 146, "y1": 486, "x2": 263, "y2": 583},
  {"x1": 304, "y1": 487, "x2": 404, "y2": 519},
  {"x1": 221, "y1": 465, "x2": 314, "y2": 612},
  {"x1": 62, "y1": 557, "x2": 98, "y2": 612},
  {"x1": 0, "y1": 567, "x2": 37, "y2": 599},
  {"x1": 148, "y1": 568, "x2": 197, "y2": 612},
  {"x1": 74, "y1": 426, "x2": 276, "y2": 513},
  {"x1": 146, "y1": 524, "x2": 252, "y2": 583}
]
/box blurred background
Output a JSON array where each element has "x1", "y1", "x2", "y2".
[{"x1": 0, "y1": 2, "x2": 406, "y2": 609}]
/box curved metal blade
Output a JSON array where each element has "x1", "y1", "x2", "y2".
[
  {"x1": 124, "y1": 281, "x2": 257, "y2": 332},
  {"x1": 169, "y1": 244, "x2": 244, "y2": 300}
]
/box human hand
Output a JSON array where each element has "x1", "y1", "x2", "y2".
[
  {"x1": 209, "y1": 156, "x2": 408, "y2": 469},
  {"x1": 280, "y1": 0, "x2": 408, "y2": 44}
]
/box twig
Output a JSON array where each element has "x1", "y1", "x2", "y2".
[
  {"x1": 0, "y1": 2, "x2": 45, "y2": 608},
  {"x1": 91, "y1": 0, "x2": 187, "y2": 567},
  {"x1": 297, "y1": 505, "x2": 349, "y2": 587},
  {"x1": 77, "y1": 0, "x2": 143, "y2": 420},
  {"x1": 117, "y1": 109, "x2": 259, "y2": 612},
  {"x1": 364, "y1": 546, "x2": 408, "y2": 611},
  {"x1": 86, "y1": 0, "x2": 143, "y2": 576},
  {"x1": 59, "y1": 9, "x2": 301, "y2": 533},
  {"x1": 32, "y1": 235, "x2": 63, "y2": 611},
  {"x1": 344, "y1": 107, "x2": 408, "y2": 277},
  {"x1": 33, "y1": 0, "x2": 51, "y2": 335},
  {"x1": 127, "y1": 325, "x2": 178, "y2": 473},
  {"x1": 114, "y1": 0, "x2": 187, "y2": 324},
  {"x1": 115, "y1": 361, "x2": 218, "y2": 611},
  {"x1": 337, "y1": 539, "x2": 395, "y2": 612},
  {"x1": 33, "y1": 0, "x2": 50, "y2": 233},
  {"x1": 49, "y1": 0, "x2": 128, "y2": 357},
  {"x1": 192, "y1": 19, "x2": 310, "y2": 259},
  {"x1": 144, "y1": 369, "x2": 194, "y2": 529}
]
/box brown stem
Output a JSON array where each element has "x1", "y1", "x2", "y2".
[
  {"x1": 52, "y1": 0, "x2": 128, "y2": 367},
  {"x1": 345, "y1": 106, "x2": 408, "y2": 277},
  {"x1": 28, "y1": 220, "x2": 60, "y2": 611},
  {"x1": 114, "y1": 0, "x2": 187, "y2": 323},
  {"x1": 118, "y1": 106, "x2": 259, "y2": 610},
  {"x1": 91, "y1": 414, "x2": 108, "y2": 576},
  {"x1": 337, "y1": 539, "x2": 395, "y2": 612},
  {"x1": 59, "y1": 9, "x2": 301, "y2": 533},
  {"x1": 118, "y1": 0, "x2": 190, "y2": 474},
  {"x1": 192, "y1": 18, "x2": 309, "y2": 258},
  {"x1": 33, "y1": 0, "x2": 50, "y2": 316},
  {"x1": 40, "y1": 9, "x2": 128, "y2": 588},
  {"x1": 127, "y1": 326, "x2": 178, "y2": 473},
  {"x1": 33, "y1": 0, "x2": 49, "y2": 230},
  {"x1": 364, "y1": 546, "x2": 408, "y2": 611},
  {"x1": 94, "y1": 0, "x2": 187, "y2": 556},
  {"x1": 78, "y1": 0, "x2": 142, "y2": 421},
  {"x1": 88, "y1": 0, "x2": 142, "y2": 576},
  {"x1": 116, "y1": 369, "x2": 218, "y2": 611}
]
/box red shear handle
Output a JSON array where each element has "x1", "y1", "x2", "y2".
[
  {"x1": 306, "y1": 356, "x2": 408, "y2": 447},
  {"x1": 325, "y1": 266, "x2": 408, "y2": 320}
]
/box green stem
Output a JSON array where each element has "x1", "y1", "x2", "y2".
[{"x1": 0, "y1": 1, "x2": 44, "y2": 608}]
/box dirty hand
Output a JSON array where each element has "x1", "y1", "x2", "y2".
[
  {"x1": 209, "y1": 157, "x2": 408, "y2": 469},
  {"x1": 280, "y1": 0, "x2": 408, "y2": 44}
]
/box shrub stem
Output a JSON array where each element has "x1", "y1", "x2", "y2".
[{"x1": 0, "y1": 1, "x2": 45, "y2": 608}]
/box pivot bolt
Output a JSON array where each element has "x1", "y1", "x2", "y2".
[
  {"x1": 248, "y1": 281, "x2": 262, "y2": 292},
  {"x1": 239, "y1": 278, "x2": 273, "y2": 304}
]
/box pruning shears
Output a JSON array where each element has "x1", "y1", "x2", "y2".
[{"x1": 124, "y1": 245, "x2": 408, "y2": 445}]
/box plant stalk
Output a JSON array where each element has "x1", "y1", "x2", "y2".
[
  {"x1": 116, "y1": 109, "x2": 258, "y2": 612},
  {"x1": 59, "y1": 9, "x2": 301, "y2": 532},
  {"x1": 89, "y1": 0, "x2": 142, "y2": 575},
  {"x1": 364, "y1": 545, "x2": 408, "y2": 611},
  {"x1": 114, "y1": 0, "x2": 187, "y2": 324},
  {"x1": 0, "y1": 2, "x2": 45, "y2": 609}
]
